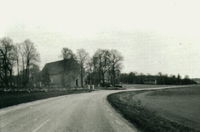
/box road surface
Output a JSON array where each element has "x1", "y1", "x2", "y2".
[
  {"x1": 0, "y1": 86, "x2": 187, "y2": 132},
  {"x1": 0, "y1": 90, "x2": 138, "y2": 132}
]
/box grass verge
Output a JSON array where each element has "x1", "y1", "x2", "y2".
[
  {"x1": 107, "y1": 91, "x2": 198, "y2": 132},
  {"x1": 0, "y1": 89, "x2": 90, "y2": 109}
]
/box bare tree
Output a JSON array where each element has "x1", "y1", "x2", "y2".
[
  {"x1": 109, "y1": 49, "x2": 123, "y2": 86},
  {"x1": 91, "y1": 49, "x2": 123, "y2": 87},
  {"x1": 16, "y1": 42, "x2": 26, "y2": 86},
  {"x1": 0, "y1": 37, "x2": 16, "y2": 87},
  {"x1": 85, "y1": 58, "x2": 94, "y2": 85},
  {"x1": 13, "y1": 43, "x2": 21, "y2": 87},
  {"x1": 92, "y1": 49, "x2": 111, "y2": 86},
  {"x1": 20, "y1": 39, "x2": 40, "y2": 86},
  {"x1": 76, "y1": 49, "x2": 89, "y2": 87},
  {"x1": 61, "y1": 48, "x2": 76, "y2": 60}
]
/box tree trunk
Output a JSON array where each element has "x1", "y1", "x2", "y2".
[
  {"x1": 102, "y1": 71, "x2": 105, "y2": 86},
  {"x1": 4, "y1": 65, "x2": 8, "y2": 87},
  {"x1": 22, "y1": 57, "x2": 25, "y2": 87},
  {"x1": 112, "y1": 65, "x2": 116, "y2": 86},
  {"x1": 98, "y1": 68, "x2": 101, "y2": 85},
  {"x1": 9, "y1": 68, "x2": 13, "y2": 87},
  {"x1": 17, "y1": 58, "x2": 20, "y2": 88},
  {"x1": 26, "y1": 58, "x2": 30, "y2": 87},
  {"x1": 80, "y1": 64, "x2": 83, "y2": 87}
]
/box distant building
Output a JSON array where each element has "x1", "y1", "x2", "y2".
[
  {"x1": 192, "y1": 78, "x2": 200, "y2": 84},
  {"x1": 42, "y1": 59, "x2": 82, "y2": 88},
  {"x1": 143, "y1": 78, "x2": 157, "y2": 85}
]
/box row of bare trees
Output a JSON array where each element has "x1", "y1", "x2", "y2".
[
  {"x1": 61, "y1": 48, "x2": 123, "y2": 87},
  {"x1": 0, "y1": 37, "x2": 40, "y2": 88},
  {"x1": 92, "y1": 49, "x2": 123, "y2": 86}
]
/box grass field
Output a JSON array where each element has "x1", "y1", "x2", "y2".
[
  {"x1": 139, "y1": 86, "x2": 200, "y2": 131},
  {"x1": 108, "y1": 85, "x2": 200, "y2": 132},
  {"x1": 0, "y1": 89, "x2": 90, "y2": 109}
]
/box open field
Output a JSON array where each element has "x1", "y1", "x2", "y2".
[
  {"x1": 0, "y1": 89, "x2": 90, "y2": 109},
  {"x1": 108, "y1": 85, "x2": 200, "y2": 132},
  {"x1": 139, "y1": 85, "x2": 200, "y2": 131}
]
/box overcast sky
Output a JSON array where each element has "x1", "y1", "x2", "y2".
[{"x1": 0, "y1": 0, "x2": 200, "y2": 78}]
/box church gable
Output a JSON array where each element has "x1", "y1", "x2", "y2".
[{"x1": 42, "y1": 59, "x2": 81, "y2": 88}]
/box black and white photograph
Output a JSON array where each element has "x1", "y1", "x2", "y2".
[{"x1": 0, "y1": 0, "x2": 200, "y2": 131}]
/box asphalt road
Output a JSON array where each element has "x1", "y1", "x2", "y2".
[
  {"x1": 0, "y1": 86, "x2": 187, "y2": 132},
  {"x1": 0, "y1": 90, "x2": 138, "y2": 132}
]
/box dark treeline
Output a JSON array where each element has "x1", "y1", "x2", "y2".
[{"x1": 120, "y1": 72, "x2": 196, "y2": 85}]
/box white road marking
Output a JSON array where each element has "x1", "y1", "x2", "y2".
[{"x1": 32, "y1": 119, "x2": 50, "y2": 132}]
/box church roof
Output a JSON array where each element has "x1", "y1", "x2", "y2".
[{"x1": 42, "y1": 59, "x2": 80, "y2": 75}]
